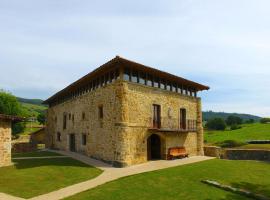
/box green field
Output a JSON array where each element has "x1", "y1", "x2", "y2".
[
  {"x1": 205, "y1": 123, "x2": 270, "y2": 147},
  {"x1": 65, "y1": 159, "x2": 270, "y2": 200},
  {"x1": 0, "y1": 155, "x2": 102, "y2": 198}
]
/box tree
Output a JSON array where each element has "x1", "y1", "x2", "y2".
[
  {"x1": 37, "y1": 112, "x2": 46, "y2": 125},
  {"x1": 246, "y1": 119, "x2": 255, "y2": 124},
  {"x1": 0, "y1": 89, "x2": 25, "y2": 135},
  {"x1": 0, "y1": 90, "x2": 22, "y2": 116},
  {"x1": 226, "y1": 115, "x2": 242, "y2": 126},
  {"x1": 260, "y1": 118, "x2": 270, "y2": 124},
  {"x1": 206, "y1": 118, "x2": 226, "y2": 130}
]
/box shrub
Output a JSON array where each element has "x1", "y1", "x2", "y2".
[
  {"x1": 260, "y1": 118, "x2": 270, "y2": 124},
  {"x1": 245, "y1": 119, "x2": 255, "y2": 124},
  {"x1": 218, "y1": 140, "x2": 246, "y2": 148},
  {"x1": 12, "y1": 122, "x2": 26, "y2": 135},
  {"x1": 230, "y1": 124, "x2": 242, "y2": 130},
  {"x1": 226, "y1": 115, "x2": 242, "y2": 126},
  {"x1": 206, "y1": 118, "x2": 226, "y2": 130}
]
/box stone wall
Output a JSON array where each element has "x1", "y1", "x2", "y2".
[
  {"x1": 0, "y1": 120, "x2": 12, "y2": 167},
  {"x1": 46, "y1": 81, "x2": 122, "y2": 162},
  {"x1": 224, "y1": 149, "x2": 270, "y2": 161},
  {"x1": 46, "y1": 80, "x2": 203, "y2": 167},
  {"x1": 115, "y1": 81, "x2": 203, "y2": 166}
]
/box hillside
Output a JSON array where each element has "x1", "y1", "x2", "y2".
[
  {"x1": 203, "y1": 111, "x2": 261, "y2": 122},
  {"x1": 17, "y1": 97, "x2": 47, "y2": 117},
  {"x1": 17, "y1": 97, "x2": 44, "y2": 106}
]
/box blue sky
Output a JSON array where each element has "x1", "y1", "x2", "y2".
[{"x1": 0, "y1": 0, "x2": 269, "y2": 116}]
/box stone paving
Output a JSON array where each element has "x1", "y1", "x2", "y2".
[{"x1": 0, "y1": 150, "x2": 214, "y2": 200}]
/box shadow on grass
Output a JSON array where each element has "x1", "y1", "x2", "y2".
[
  {"x1": 12, "y1": 157, "x2": 94, "y2": 170},
  {"x1": 206, "y1": 182, "x2": 270, "y2": 200}
]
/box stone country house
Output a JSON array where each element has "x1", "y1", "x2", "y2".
[
  {"x1": 44, "y1": 56, "x2": 209, "y2": 167},
  {"x1": 0, "y1": 114, "x2": 22, "y2": 167}
]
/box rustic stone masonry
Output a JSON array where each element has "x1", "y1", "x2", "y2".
[
  {"x1": 45, "y1": 57, "x2": 209, "y2": 167},
  {"x1": 0, "y1": 120, "x2": 12, "y2": 167}
]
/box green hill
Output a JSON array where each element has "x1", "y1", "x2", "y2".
[
  {"x1": 203, "y1": 111, "x2": 261, "y2": 122},
  {"x1": 17, "y1": 97, "x2": 47, "y2": 117}
]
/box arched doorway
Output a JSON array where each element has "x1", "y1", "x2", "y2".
[{"x1": 147, "y1": 134, "x2": 161, "y2": 160}]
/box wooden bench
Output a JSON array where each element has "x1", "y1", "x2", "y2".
[{"x1": 167, "y1": 147, "x2": 189, "y2": 160}]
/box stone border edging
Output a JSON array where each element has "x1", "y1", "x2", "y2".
[{"x1": 202, "y1": 180, "x2": 270, "y2": 200}]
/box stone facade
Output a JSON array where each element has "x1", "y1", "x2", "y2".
[
  {"x1": 0, "y1": 120, "x2": 12, "y2": 167},
  {"x1": 46, "y1": 80, "x2": 204, "y2": 167}
]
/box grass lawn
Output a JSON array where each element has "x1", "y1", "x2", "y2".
[
  {"x1": 205, "y1": 123, "x2": 270, "y2": 146},
  {"x1": 12, "y1": 151, "x2": 62, "y2": 158},
  {"x1": 0, "y1": 157, "x2": 102, "y2": 198},
  {"x1": 65, "y1": 159, "x2": 270, "y2": 200}
]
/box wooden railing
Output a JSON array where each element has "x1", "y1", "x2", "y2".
[{"x1": 149, "y1": 117, "x2": 197, "y2": 132}]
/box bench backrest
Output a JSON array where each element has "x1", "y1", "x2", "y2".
[{"x1": 168, "y1": 147, "x2": 186, "y2": 154}]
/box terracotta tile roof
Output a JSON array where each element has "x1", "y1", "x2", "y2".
[{"x1": 44, "y1": 56, "x2": 209, "y2": 104}]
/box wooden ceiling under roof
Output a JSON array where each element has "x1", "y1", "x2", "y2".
[
  {"x1": 0, "y1": 114, "x2": 24, "y2": 122},
  {"x1": 44, "y1": 56, "x2": 209, "y2": 104}
]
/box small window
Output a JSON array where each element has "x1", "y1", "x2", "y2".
[
  {"x1": 82, "y1": 134, "x2": 87, "y2": 145},
  {"x1": 110, "y1": 71, "x2": 115, "y2": 82},
  {"x1": 131, "y1": 70, "x2": 139, "y2": 83},
  {"x1": 63, "y1": 114, "x2": 67, "y2": 130},
  {"x1": 98, "y1": 105, "x2": 103, "y2": 119},
  {"x1": 69, "y1": 113, "x2": 71, "y2": 120},
  {"x1": 72, "y1": 114, "x2": 74, "y2": 123},
  {"x1": 124, "y1": 68, "x2": 131, "y2": 81},
  {"x1": 139, "y1": 72, "x2": 146, "y2": 85},
  {"x1": 166, "y1": 82, "x2": 171, "y2": 91},
  {"x1": 82, "y1": 112, "x2": 85, "y2": 120},
  {"x1": 115, "y1": 69, "x2": 120, "y2": 80},
  {"x1": 154, "y1": 77, "x2": 159, "y2": 88},
  {"x1": 172, "y1": 83, "x2": 177, "y2": 92},
  {"x1": 147, "y1": 74, "x2": 153, "y2": 86},
  {"x1": 160, "y1": 79, "x2": 165, "y2": 89},
  {"x1": 57, "y1": 132, "x2": 61, "y2": 141}
]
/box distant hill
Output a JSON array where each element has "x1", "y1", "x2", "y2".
[
  {"x1": 203, "y1": 111, "x2": 261, "y2": 122},
  {"x1": 17, "y1": 97, "x2": 44, "y2": 106},
  {"x1": 17, "y1": 97, "x2": 47, "y2": 117}
]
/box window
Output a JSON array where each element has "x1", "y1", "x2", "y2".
[
  {"x1": 72, "y1": 114, "x2": 74, "y2": 123},
  {"x1": 82, "y1": 134, "x2": 87, "y2": 145},
  {"x1": 131, "y1": 70, "x2": 139, "y2": 83},
  {"x1": 124, "y1": 68, "x2": 131, "y2": 81},
  {"x1": 82, "y1": 112, "x2": 85, "y2": 120},
  {"x1": 55, "y1": 116, "x2": 57, "y2": 123},
  {"x1": 153, "y1": 77, "x2": 159, "y2": 88},
  {"x1": 153, "y1": 104, "x2": 161, "y2": 129},
  {"x1": 166, "y1": 82, "x2": 171, "y2": 91},
  {"x1": 147, "y1": 74, "x2": 153, "y2": 86},
  {"x1": 63, "y1": 114, "x2": 67, "y2": 130},
  {"x1": 180, "y1": 108, "x2": 187, "y2": 129},
  {"x1": 98, "y1": 105, "x2": 103, "y2": 119},
  {"x1": 57, "y1": 132, "x2": 61, "y2": 141},
  {"x1": 160, "y1": 79, "x2": 165, "y2": 89},
  {"x1": 139, "y1": 72, "x2": 146, "y2": 85},
  {"x1": 110, "y1": 71, "x2": 115, "y2": 82},
  {"x1": 69, "y1": 113, "x2": 71, "y2": 120},
  {"x1": 172, "y1": 83, "x2": 177, "y2": 92}
]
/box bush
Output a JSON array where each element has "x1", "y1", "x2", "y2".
[
  {"x1": 218, "y1": 140, "x2": 246, "y2": 148},
  {"x1": 245, "y1": 119, "x2": 255, "y2": 124},
  {"x1": 230, "y1": 124, "x2": 242, "y2": 130},
  {"x1": 226, "y1": 115, "x2": 242, "y2": 126},
  {"x1": 206, "y1": 118, "x2": 226, "y2": 130},
  {"x1": 260, "y1": 118, "x2": 270, "y2": 124},
  {"x1": 12, "y1": 122, "x2": 26, "y2": 135}
]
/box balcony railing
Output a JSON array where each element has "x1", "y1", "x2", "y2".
[{"x1": 148, "y1": 117, "x2": 197, "y2": 132}]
